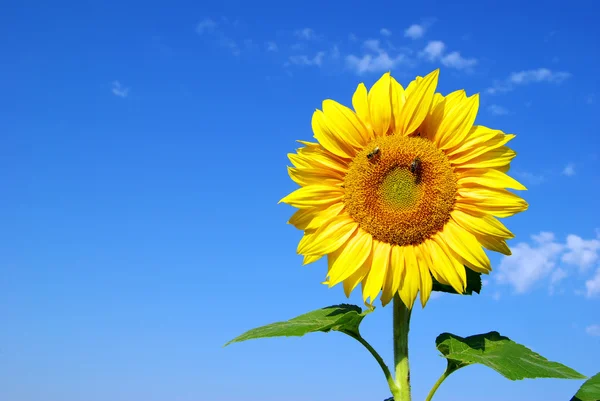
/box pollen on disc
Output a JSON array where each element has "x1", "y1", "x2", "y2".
[{"x1": 343, "y1": 135, "x2": 457, "y2": 246}]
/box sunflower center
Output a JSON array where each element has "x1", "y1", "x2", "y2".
[{"x1": 343, "y1": 135, "x2": 457, "y2": 246}]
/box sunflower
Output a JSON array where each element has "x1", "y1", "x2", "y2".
[{"x1": 280, "y1": 70, "x2": 527, "y2": 309}]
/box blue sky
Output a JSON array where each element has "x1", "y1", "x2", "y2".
[{"x1": 1, "y1": 0, "x2": 599, "y2": 400}]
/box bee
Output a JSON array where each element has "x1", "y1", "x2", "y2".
[
  {"x1": 367, "y1": 146, "x2": 380, "y2": 161},
  {"x1": 410, "y1": 157, "x2": 422, "y2": 174}
]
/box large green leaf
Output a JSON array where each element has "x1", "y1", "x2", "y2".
[
  {"x1": 571, "y1": 372, "x2": 600, "y2": 401},
  {"x1": 224, "y1": 304, "x2": 371, "y2": 346},
  {"x1": 436, "y1": 331, "x2": 586, "y2": 380},
  {"x1": 431, "y1": 266, "x2": 482, "y2": 295}
]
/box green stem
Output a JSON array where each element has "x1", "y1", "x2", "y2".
[
  {"x1": 392, "y1": 294, "x2": 412, "y2": 401},
  {"x1": 342, "y1": 330, "x2": 398, "y2": 394},
  {"x1": 424, "y1": 364, "x2": 458, "y2": 401}
]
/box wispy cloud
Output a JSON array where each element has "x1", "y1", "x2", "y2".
[
  {"x1": 195, "y1": 17, "x2": 240, "y2": 55},
  {"x1": 295, "y1": 28, "x2": 317, "y2": 40},
  {"x1": 488, "y1": 104, "x2": 509, "y2": 116},
  {"x1": 346, "y1": 53, "x2": 406, "y2": 75},
  {"x1": 562, "y1": 163, "x2": 575, "y2": 176},
  {"x1": 266, "y1": 41, "x2": 278, "y2": 52},
  {"x1": 196, "y1": 18, "x2": 217, "y2": 34},
  {"x1": 111, "y1": 81, "x2": 129, "y2": 98},
  {"x1": 514, "y1": 171, "x2": 546, "y2": 185},
  {"x1": 288, "y1": 51, "x2": 326, "y2": 67},
  {"x1": 496, "y1": 231, "x2": 600, "y2": 294},
  {"x1": 420, "y1": 40, "x2": 476, "y2": 70},
  {"x1": 586, "y1": 269, "x2": 600, "y2": 298},
  {"x1": 585, "y1": 324, "x2": 600, "y2": 336},
  {"x1": 562, "y1": 235, "x2": 600, "y2": 271},
  {"x1": 487, "y1": 68, "x2": 571, "y2": 94},
  {"x1": 380, "y1": 28, "x2": 392, "y2": 37},
  {"x1": 404, "y1": 24, "x2": 425, "y2": 39},
  {"x1": 421, "y1": 41, "x2": 445, "y2": 60},
  {"x1": 441, "y1": 51, "x2": 477, "y2": 70}
]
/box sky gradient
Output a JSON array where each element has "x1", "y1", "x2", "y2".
[{"x1": 1, "y1": 1, "x2": 599, "y2": 400}]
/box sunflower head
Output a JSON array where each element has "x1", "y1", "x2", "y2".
[{"x1": 281, "y1": 70, "x2": 527, "y2": 309}]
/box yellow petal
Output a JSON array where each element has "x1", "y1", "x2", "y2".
[
  {"x1": 290, "y1": 146, "x2": 348, "y2": 174},
  {"x1": 303, "y1": 254, "x2": 323, "y2": 265},
  {"x1": 436, "y1": 93, "x2": 480, "y2": 150},
  {"x1": 428, "y1": 236, "x2": 467, "y2": 294},
  {"x1": 445, "y1": 125, "x2": 507, "y2": 157},
  {"x1": 474, "y1": 234, "x2": 512, "y2": 255},
  {"x1": 279, "y1": 185, "x2": 344, "y2": 208},
  {"x1": 297, "y1": 215, "x2": 358, "y2": 255},
  {"x1": 352, "y1": 83, "x2": 374, "y2": 138},
  {"x1": 288, "y1": 208, "x2": 318, "y2": 230},
  {"x1": 398, "y1": 246, "x2": 420, "y2": 309},
  {"x1": 305, "y1": 202, "x2": 345, "y2": 230},
  {"x1": 455, "y1": 201, "x2": 526, "y2": 219},
  {"x1": 453, "y1": 145, "x2": 516, "y2": 170},
  {"x1": 362, "y1": 240, "x2": 391, "y2": 304},
  {"x1": 390, "y1": 76, "x2": 406, "y2": 135},
  {"x1": 323, "y1": 99, "x2": 371, "y2": 145},
  {"x1": 414, "y1": 243, "x2": 433, "y2": 307},
  {"x1": 457, "y1": 168, "x2": 527, "y2": 191},
  {"x1": 343, "y1": 250, "x2": 373, "y2": 297},
  {"x1": 312, "y1": 109, "x2": 358, "y2": 159},
  {"x1": 398, "y1": 69, "x2": 439, "y2": 136},
  {"x1": 381, "y1": 245, "x2": 407, "y2": 306},
  {"x1": 451, "y1": 209, "x2": 514, "y2": 239},
  {"x1": 368, "y1": 72, "x2": 392, "y2": 137},
  {"x1": 439, "y1": 220, "x2": 491, "y2": 273},
  {"x1": 422, "y1": 91, "x2": 464, "y2": 143},
  {"x1": 327, "y1": 229, "x2": 373, "y2": 286},
  {"x1": 458, "y1": 187, "x2": 528, "y2": 210},
  {"x1": 287, "y1": 166, "x2": 344, "y2": 187}
]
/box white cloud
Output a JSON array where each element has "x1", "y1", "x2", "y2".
[
  {"x1": 586, "y1": 324, "x2": 600, "y2": 336},
  {"x1": 363, "y1": 39, "x2": 383, "y2": 53},
  {"x1": 196, "y1": 18, "x2": 217, "y2": 34},
  {"x1": 496, "y1": 232, "x2": 564, "y2": 293},
  {"x1": 111, "y1": 81, "x2": 129, "y2": 98},
  {"x1": 195, "y1": 18, "x2": 239, "y2": 55},
  {"x1": 421, "y1": 41, "x2": 445, "y2": 60},
  {"x1": 585, "y1": 269, "x2": 600, "y2": 298},
  {"x1": 562, "y1": 235, "x2": 600, "y2": 270},
  {"x1": 345, "y1": 39, "x2": 407, "y2": 75},
  {"x1": 514, "y1": 171, "x2": 545, "y2": 185},
  {"x1": 509, "y1": 68, "x2": 570, "y2": 84},
  {"x1": 288, "y1": 51, "x2": 326, "y2": 67},
  {"x1": 549, "y1": 268, "x2": 568, "y2": 294},
  {"x1": 405, "y1": 24, "x2": 425, "y2": 39},
  {"x1": 266, "y1": 41, "x2": 278, "y2": 52},
  {"x1": 331, "y1": 45, "x2": 340, "y2": 59},
  {"x1": 488, "y1": 104, "x2": 509, "y2": 116},
  {"x1": 562, "y1": 163, "x2": 575, "y2": 176},
  {"x1": 441, "y1": 51, "x2": 477, "y2": 70},
  {"x1": 487, "y1": 68, "x2": 571, "y2": 94},
  {"x1": 420, "y1": 41, "x2": 476, "y2": 70},
  {"x1": 345, "y1": 53, "x2": 406, "y2": 75},
  {"x1": 295, "y1": 28, "x2": 317, "y2": 40},
  {"x1": 497, "y1": 232, "x2": 600, "y2": 295},
  {"x1": 348, "y1": 33, "x2": 358, "y2": 42},
  {"x1": 380, "y1": 28, "x2": 392, "y2": 37}
]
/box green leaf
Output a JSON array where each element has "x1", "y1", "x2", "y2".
[
  {"x1": 431, "y1": 266, "x2": 482, "y2": 295},
  {"x1": 224, "y1": 304, "x2": 371, "y2": 346},
  {"x1": 571, "y1": 372, "x2": 600, "y2": 401},
  {"x1": 436, "y1": 331, "x2": 586, "y2": 380}
]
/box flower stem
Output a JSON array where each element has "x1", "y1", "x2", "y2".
[
  {"x1": 424, "y1": 363, "x2": 458, "y2": 401},
  {"x1": 343, "y1": 330, "x2": 398, "y2": 394},
  {"x1": 391, "y1": 294, "x2": 412, "y2": 401}
]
